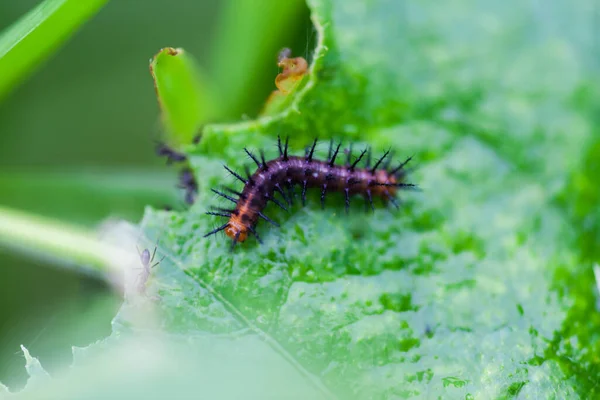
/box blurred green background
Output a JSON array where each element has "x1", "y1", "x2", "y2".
[{"x1": 0, "y1": 0, "x2": 311, "y2": 389}]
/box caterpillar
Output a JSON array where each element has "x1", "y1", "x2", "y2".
[{"x1": 204, "y1": 136, "x2": 416, "y2": 249}]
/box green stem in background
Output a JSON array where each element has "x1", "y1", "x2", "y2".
[
  {"x1": 0, "y1": 0, "x2": 109, "y2": 102},
  {"x1": 0, "y1": 169, "x2": 178, "y2": 227},
  {"x1": 0, "y1": 205, "x2": 132, "y2": 280},
  {"x1": 208, "y1": 0, "x2": 307, "y2": 118},
  {"x1": 150, "y1": 47, "x2": 219, "y2": 146}
]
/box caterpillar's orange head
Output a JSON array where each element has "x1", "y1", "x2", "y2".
[{"x1": 225, "y1": 220, "x2": 248, "y2": 242}]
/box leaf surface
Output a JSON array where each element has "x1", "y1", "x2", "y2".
[{"x1": 169, "y1": 0, "x2": 600, "y2": 397}]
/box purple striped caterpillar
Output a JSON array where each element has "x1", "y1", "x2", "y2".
[{"x1": 204, "y1": 136, "x2": 416, "y2": 249}]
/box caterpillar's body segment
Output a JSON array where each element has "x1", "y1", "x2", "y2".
[{"x1": 204, "y1": 137, "x2": 415, "y2": 249}]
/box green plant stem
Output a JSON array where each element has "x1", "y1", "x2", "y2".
[
  {"x1": 0, "y1": 205, "x2": 132, "y2": 279},
  {"x1": 150, "y1": 47, "x2": 218, "y2": 145}
]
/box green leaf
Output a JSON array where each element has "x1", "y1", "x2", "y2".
[
  {"x1": 172, "y1": 0, "x2": 600, "y2": 397},
  {"x1": 20, "y1": 346, "x2": 50, "y2": 386},
  {"x1": 0, "y1": 0, "x2": 109, "y2": 102},
  {"x1": 9, "y1": 0, "x2": 600, "y2": 398},
  {"x1": 150, "y1": 48, "x2": 217, "y2": 146},
  {"x1": 15, "y1": 333, "x2": 329, "y2": 399}
]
